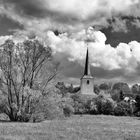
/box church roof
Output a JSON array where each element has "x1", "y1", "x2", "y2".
[{"x1": 84, "y1": 48, "x2": 91, "y2": 76}]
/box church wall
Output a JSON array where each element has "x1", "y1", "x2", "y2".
[{"x1": 80, "y1": 77, "x2": 95, "y2": 95}]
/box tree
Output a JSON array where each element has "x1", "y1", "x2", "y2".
[
  {"x1": 99, "y1": 83, "x2": 109, "y2": 90},
  {"x1": 94, "y1": 85, "x2": 100, "y2": 94},
  {"x1": 135, "y1": 95, "x2": 140, "y2": 112},
  {"x1": 55, "y1": 82, "x2": 80, "y2": 97},
  {"x1": 119, "y1": 90, "x2": 124, "y2": 101},
  {"x1": 112, "y1": 82, "x2": 131, "y2": 95},
  {"x1": 55, "y1": 82, "x2": 68, "y2": 97},
  {"x1": 131, "y1": 84, "x2": 140, "y2": 94},
  {"x1": 0, "y1": 39, "x2": 58, "y2": 121},
  {"x1": 111, "y1": 89, "x2": 120, "y2": 102}
]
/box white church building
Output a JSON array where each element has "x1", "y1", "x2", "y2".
[{"x1": 80, "y1": 48, "x2": 96, "y2": 95}]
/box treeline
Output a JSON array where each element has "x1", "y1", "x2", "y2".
[
  {"x1": 54, "y1": 81, "x2": 140, "y2": 117},
  {"x1": 56, "y1": 82, "x2": 140, "y2": 98}
]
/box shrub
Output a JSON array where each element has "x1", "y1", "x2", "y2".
[
  {"x1": 71, "y1": 94, "x2": 93, "y2": 114},
  {"x1": 131, "y1": 84, "x2": 140, "y2": 94},
  {"x1": 0, "y1": 113, "x2": 9, "y2": 121},
  {"x1": 94, "y1": 85, "x2": 100, "y2": 95},
  {"x1": 94, "y1": 93, "x2": 115, "y2": 115},
  {"x1": 85, "y1": 99, "x2": 98, "y2": 114},
  {"x1": 101, "y1": 100, "x2": 114, "y2": 115},
  {"x1": 63, "y1": 104, "x2": 74, "y2": 117},
  {"x1": 114, "y1": 101, "x2": 131, "y2": 116},
  {"x1": 31, "y1": 113, "x2": 45, "y2": 122},
  {"x1": 71, "y1": 92, "x2": 115, "y2": 115},
  {"x1": 59, "y1": 95, "x2": 74, "y2": 117},
  {"x1": 72, "y1": 95, "x2": 87, "y2": 114},
  {"x1": 135, "y1": 111, "x2": 140, "y2": 117},
  {"x1": 30, "y1": 91, "x2": 75, "y2": 122},
  {"x1": 111, "y1": 90, "x2": 121, "y2": 102},
  {"x1": 135, "y1": 95, "x2": 140, "y2": 111},
  {"x1": 31, "y1": 96, "x2": 64, "y2": 122}
]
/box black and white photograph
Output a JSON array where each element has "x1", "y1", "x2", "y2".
[{"x1": 0, "y1": 0, "x2": 140, "y2": 139}]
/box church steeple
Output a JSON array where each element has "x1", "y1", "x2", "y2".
[
  {"x1": 80, "y1": 47, "x2": 96, "y2": 95},
  {"x1": 84, "y1": 48, "x2": 91, "y2": 75}
]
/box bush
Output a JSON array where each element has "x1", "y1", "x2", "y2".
[
  {"x1": 71, "y1": 94, "x2": 87, "y2": 114},
  {"x1": 114, "y1": 101, "x2": 131, "y2": 116},
  {"x1": 30, "y1": 91, "x2": 75, "y2": 122},
  {"x1": 71, "y1": 92, "x2": 115, "y2": 115},
  {"x1": 135, "y1": 111, "x2": 140, "y2": 117},
  {"x1": 59, "y1": 95, "x2": 74, "y2": 117},
  {"x1": 31, "y1": 96, "x2": 64, "y2": 122},
  {"x1": 63, "y1": 104, "x2": 74, "y2": 117},
  {"x1": 111, "y1": 90, "x2": 121, "y2": 102},
  {"x1": 94, "y1": 85, "x2": 100, "y2": 94},
  {"x1": 71, "y1": 94, "x2": 95, "y2": 114},
  {"x1": 0, "y1": 113, "x2": 9, "y2": 121},
  {"x1": 135, "y1": 95, "x2": 140, "y2": 112},
  {"x1": 31, "y1": 113, "x2": 45, "y2": 122},
  {"x1": 94, "y1": 93, "x2": 115, "y2": 115},
  {"x1": 85, "y1": 99, "x2": 98, "y2": 114}
]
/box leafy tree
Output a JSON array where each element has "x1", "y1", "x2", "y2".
[
  {"x1": 67, "y1": 84, "x2": 80, "y2": 93},
  {"x1": 99, "y1": 83, "x2": 109, "y2": 90},
  {"x1": 135, "y1": 95, "x2": 140, "y2": 112},
  {"x1": 119, "y1": 90, "x2": 124, "y2": 101},
  {"x1": 0, "y1": 39, "x2": 58, "y2": 121},
  {"x1": 112, "y1": 82, "x2": 131, "y2": 94},
  {"x1": 111, "y1": 89, "x2": 124, "y2": 102},
  {"x1": 131, "y1": 84, "x2": 140, "y2": 94},
  {"x1": 30, "y1": 95, "x2": 64, "y2": 122},
  {"x1": 55, "y1": 82, "x2": 80, "y2": 97},
  {"x1": 55, "y1": 82, "x2": 68, "y2": 97},
  {"x1": 94, "y1": 84, "x2": 100, "y2": 94},
  {"x1": 94, "y1": 93, "x2": 115, "y2": 115},
  {"x1": 114, "y1": 101, "x2": 131, "y2": 116},
  {"x1": 111, "y1": 89, "x2": 120, "y2": 102}
]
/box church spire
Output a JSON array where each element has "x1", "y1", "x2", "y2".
[{"x1": 84, "y1": 48, "x2": 91, "y2": 75}]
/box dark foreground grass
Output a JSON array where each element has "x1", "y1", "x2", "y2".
[{"x1": 0, "y1": 115, "x2": 140, "y2": 140}]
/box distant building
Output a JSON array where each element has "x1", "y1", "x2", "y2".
[{"x1": 80, "y1": 48, "x2": 96, "y2": 95}]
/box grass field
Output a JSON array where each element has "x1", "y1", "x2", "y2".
[{"x1": 0, "y1": 115, "x2": 140, "y2": 140}]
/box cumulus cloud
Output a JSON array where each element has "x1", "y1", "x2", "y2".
[
  {"x1": 1, "y1": 26, "x2": 140, "y2": 76},
  {"x1": 46, "y1": 27, "x2": 140, "y2": 73},
  {"x1": 1, "y1": 0, "x2": 140, "y2": 83},
  {"x1": 0, "y1": 34, "x2": 28, "y2": 46},
  {"x1": 1, "y1": 26, "x2": 140, "y2": 83},
  {"x1": 0, "y1": 35, "x2": 12, "y2": 45},
  {"x1": 0, "y1": 0, "x2": 140, "y2": 31}
]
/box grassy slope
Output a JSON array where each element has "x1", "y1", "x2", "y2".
[{"x1": 0, "y1": 115, "x2": 140, "y2": 140}]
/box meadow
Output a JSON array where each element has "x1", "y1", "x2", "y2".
[{"x1": 0, "y1": 115, "x2": 140, "y2": 140}]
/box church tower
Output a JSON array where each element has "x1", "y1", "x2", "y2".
[{"x1": 80, "y1": 48, "x2": 95, "y2": 95}]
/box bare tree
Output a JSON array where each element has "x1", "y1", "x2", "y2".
[{"x1": 0, "y1": 39, "x2": 58, "y2": 121}]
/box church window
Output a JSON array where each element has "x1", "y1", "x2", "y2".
[{"x1": 87, "y1": 80, "x2": 89, "y2": 84}]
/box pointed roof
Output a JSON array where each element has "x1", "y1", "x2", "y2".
[{"x1": 84, "y1": 48, "x2": 91, "y2": 75}]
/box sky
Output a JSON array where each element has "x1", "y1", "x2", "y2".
[{"x1": 1, "y1": 0, "x2": 140, "y2": 85}]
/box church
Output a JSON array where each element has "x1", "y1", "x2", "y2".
[{"x1": 80, "y1": 48, "x2": 96, "y2": 95}]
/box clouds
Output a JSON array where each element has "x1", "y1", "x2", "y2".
[
  {"x1": 45, "y1": 0, "x2": 138, "y2": 18},
  {"x1": 0, "y1": 35, "x2": 12, "y2": 45},
  {"x1": 0, "y1": 25, "x2": 140, "y2": 84},
  {"x1": 1, "y1": 0, "x2": 140, "y2": 84},
  {"x1": 46, "y1": 27, "x2": 140, "y2": 74},
  {"x1": 1, "y1": 0, "x2": 140, "y2": 31}
]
